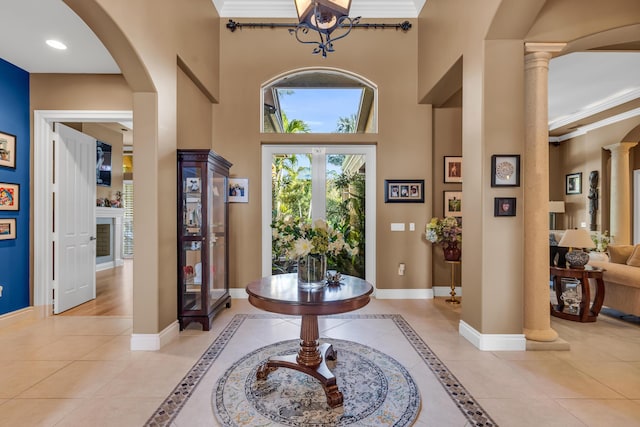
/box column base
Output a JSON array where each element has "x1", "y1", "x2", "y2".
[{"x1": 523, "y1": 327, "x2": 558, "y2": 342}]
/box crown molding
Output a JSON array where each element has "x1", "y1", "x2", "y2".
[
  {"x1": 549, "y1": 87, "x2": 640, "y2": 131},
  {"x1": 213, "y1": 0, "x2": 423, "y2": 18},
  {"x1": 549, "y1": 106, "x2": 640, "y2": 143}
]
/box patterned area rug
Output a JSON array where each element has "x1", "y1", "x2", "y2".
[
  {"x1": 214, "y1": 338, "x2": 420, "y2": 426},
  {"x1": 144, "y1": 314, "x2": 497, "y2": 426}
]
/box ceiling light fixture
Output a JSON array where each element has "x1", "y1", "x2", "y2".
[
  {"x1": 291, "y1": 0, "x2": 356, "y2": 57},
  {"x1": 46, "y1": 39, "x2": 67, "y2": 50},
  {"x1": 226, "y1": 1, "x2": 411, "y2": 58}
]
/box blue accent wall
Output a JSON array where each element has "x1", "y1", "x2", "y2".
[{"x1": 0, "y1": 58, "x2": 30, "y2": 315}]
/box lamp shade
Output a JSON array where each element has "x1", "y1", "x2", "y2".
[
  {"x1": 294, "y1": 0, "x2": 351, "y2": 32},
  {"x1": 558, "y1": 228, "x2": 595, "y2": 249},
  {"x1": 549, "y1": 201, "x2": 565, "y2": 213}
]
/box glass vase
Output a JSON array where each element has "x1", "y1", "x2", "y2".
[{"x1": 297, "y1": 253, "x2": 327, "y2": 290}]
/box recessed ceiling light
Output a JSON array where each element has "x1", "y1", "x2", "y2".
[{"x1": 46, "y1": 39, "x2": 67, "y2": 50}]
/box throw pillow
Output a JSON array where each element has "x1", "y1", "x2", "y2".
[
  {"x1": 626, "y1": 245, "x2": 640, "y2": 267},
  {"x1": 608, "y1": 245, "x2": 634, "y2": 264}
]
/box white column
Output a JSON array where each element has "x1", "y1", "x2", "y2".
[
  {"x1": 605, "y1": 142, "x2": 638, "y2": 245},
  {"x1": 523, "y1": 43, "x2": 565, "y2": 342}
]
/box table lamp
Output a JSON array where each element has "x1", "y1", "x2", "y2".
[
  {"x1": 557, "y1": 228, "x2": 595, "y2": 268},
  {"x1": 549, "y1": 201, "x2": 565, "y2": 230}
]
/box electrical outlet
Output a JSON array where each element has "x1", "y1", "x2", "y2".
[
  {"x1": 398, "y1": 263, "x2": 405, "y2": 276},
  {"x1": 0, "y1": 285, "x2": 3, "y2": 297}
]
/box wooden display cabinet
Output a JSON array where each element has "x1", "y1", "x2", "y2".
[{"x1": 177, "y1": 149, "x2": 232, "y2": 330}]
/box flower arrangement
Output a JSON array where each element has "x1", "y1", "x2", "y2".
[
  {"x1": 591, "y1": 230, "x2": 610, "y2": 253},
  {"x1": 425, "y1": 216, "x2": 462, "y2": 245},
  {"x1": 272, "y1": 215, "x2": 358, "y2": 260}
]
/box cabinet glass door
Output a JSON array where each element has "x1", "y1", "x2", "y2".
[
  {"x1": 208, "y1": 169, "x2": 227, "y2": 306},
  {"x1": 182, "y1": 166, "x2": 203, "y2": 236},
  {"x1": 182, "y1": 240, "x2": 202, "y2": 311}
]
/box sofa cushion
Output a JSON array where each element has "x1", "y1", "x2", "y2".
[
  {"x1": 589, "y1": 259, "x2": 640, "y2": 289},
  {"x1": 627, "y1": 245, "x2": 640, "y2": 267},
  {"x1": 608, "y1": 245, "x2": 634, "y2": 264}
]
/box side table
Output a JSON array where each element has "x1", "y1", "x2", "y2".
[
  {"x1": 549, "y1": 265, "x2": 605, "y2": 322},
  {"x1": 444, "y1": 260, "x2": 461, "y2": 304}
]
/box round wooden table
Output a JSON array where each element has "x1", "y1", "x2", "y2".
[{"x1": 246, "y1": 273, "x2": 373, "y2": 407}]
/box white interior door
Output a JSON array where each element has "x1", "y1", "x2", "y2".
[{"x1": 53, "y1": 123, "x2": 96, "y2": 313}]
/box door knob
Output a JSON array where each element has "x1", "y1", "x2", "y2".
[{"x1": 89, "y1": 236, "x2": 97, "y2": 241}]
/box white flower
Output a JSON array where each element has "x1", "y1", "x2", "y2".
[
  {"x1": 313, "y1": 218, "x2": 328, "y2": 231},
  {"x1": 292, "y1": 238, "x2": 313, "y2": 258}
]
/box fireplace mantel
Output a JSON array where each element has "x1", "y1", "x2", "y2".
[
  {"x1": 96, "y1": 207, "x2": 124, "y2": 218},
  {"x1": 96, "y1": 208, "x2": 125, "y2": 271}
]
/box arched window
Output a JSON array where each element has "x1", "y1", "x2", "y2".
[{"x1": 261, "y1": 68, "x2": 377, "y2": 134}]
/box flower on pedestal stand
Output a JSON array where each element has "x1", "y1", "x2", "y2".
[
  {"x1": 425, "y1": 216, "x2": 462, "y2": 261},
  {"x1": 426, "y1": 216, "x2": 462, "y2": 304}
]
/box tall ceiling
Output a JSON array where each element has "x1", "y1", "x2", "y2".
[{"x1": 0, "y1": 0, "x2": 638, "y2": 139}]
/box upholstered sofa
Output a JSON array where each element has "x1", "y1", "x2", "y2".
[{"x1": 588, "y1": 245, "x2": 640, "y2": 316}]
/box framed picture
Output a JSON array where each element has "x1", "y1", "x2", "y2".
[
  {"x1": 494, "y1": 197, "x2": 516, "y2": 217},
  {"x1": 443, "y1": 191, "x2": 462, "y2": 217},
  {"x1": 0, "y1": 218, "x2": 16, "y2": 240},
  {"x1": 228, "y1": 178, "x2": 249, "y2": 203},
  {"x1": 444, "y1": 156, "x2": 462, "y2": 183},
  {"x1": 384, "y1": 179, "x2": 424, "y2": 203},
  {"x1": 491, "y1": 154, "x2": 520, "y2": 187},
  {"x1": 0, "y1": 183, "x2": 19, "y2": 211},
  {"x1": 96, "y1": 140, "x2": 112, "y2": 187},
  {"x1": 185, "y1": 177, "x2": 201, "y2": 194},
  {"x1": 0, "y1": 131, "x2": 16, "y2": 169},
  {"x1": 566, "y1": 172, "x2": 582, "y2": 195}
]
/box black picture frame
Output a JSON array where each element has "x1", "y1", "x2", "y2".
[
  {"x1": 443, "y1": 191, "x2": 462, "y2": 217},
  {"x1": 494, "y1": 197, "x2": 516, "y2": 217},
  {"x1": 384, "y1": 179, "x2": 424, "y2": 203},
  {"x1": 491, "y1": 154, "x2": 520, "y2": 187},
  {"x1": 96, "y1": 140, "x2": 112, "y2": 187},
  {"x1": 444, "y1": 156, "x2": 462, "y2": 183},
  {"x1": 566, "y1": 172, "x2": 582, "y2": 195}
]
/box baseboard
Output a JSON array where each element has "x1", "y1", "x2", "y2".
[
  {"x1": 96, "y1": 261, "x2": 115, "y2": 272},
  {"x1": 130, "y1": 320, "x2": 179, "y2": 351},
  {"x1": 374, "y1": 288, "x2": 433, "y2": 299},
  {"x1": 433, "y1": 286, "x2": 462, "y2": 297},
  {"x1": 230, "y1": 288, "x2": 248, "y2": 299},
  {"x1": 459, "y1": 320, "x2": 526, "y2": 351}
]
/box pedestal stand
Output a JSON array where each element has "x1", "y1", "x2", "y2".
[{"x1": 445, "y1": 260, "x2": 461, "y2": 304}]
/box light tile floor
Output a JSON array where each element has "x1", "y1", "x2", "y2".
[{"x1": 1, "y1": 298, "x2": 639, "y2": 426}]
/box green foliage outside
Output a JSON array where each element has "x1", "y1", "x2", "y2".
[{"x1": 271, "y1": 153, "x2": 366, "y2": 278}]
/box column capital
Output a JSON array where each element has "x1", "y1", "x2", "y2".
[
  {"x1": 525, "y1": 42, "x2": 566, "y2": 53},
  {"x1": 604, "y1": 141, "x2": 639, "y2": 154}
]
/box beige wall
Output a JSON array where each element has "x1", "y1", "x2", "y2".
[
  {"x1": 64, "y1": 0, "x2": 220, "y2": 334},
  {"x1": 432, "y1": 108, "x2": 462, "y2": 287},
  {"x1": 550, "y1": 117, "x2": 640, "y2": 234},
  {"x1": 30, "y1": 74, "x2": 132, "y2": 111},
  {"x1": 417, "y1": 0, "x2": 639, "y2": 335},
  {"x1": 178, "y1": 66, "x2": 213, "y2": 150},
  {"x1": 418, "y1": 0, "x2": 527, "y2": 334},
  {"x1": 35, "y1": 0, "x2": 637, "y2": 340},
  {"x1": 30, "y1": 73, "x2": 131, "y2": 205},
  {"x1": 212, "y1": 18, "x2": 431, "y2": 291}
]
